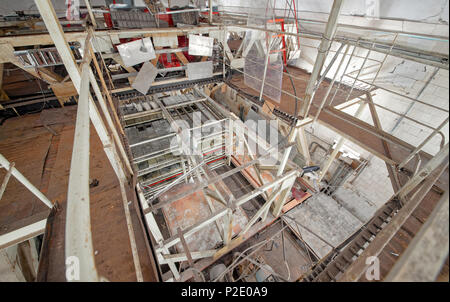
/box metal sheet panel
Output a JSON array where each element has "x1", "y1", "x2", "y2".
[
  {"x1": 153, "y1": 34, "x2": 178, "y2": 48},
  {"x1": 117, "y1": 38, "x2": 156, "y2": 67},
  {"x1": 186, "y1": 61, "x2": 213, "y2": 81},
  {"x1": 188, "y1": 34, "x2": 213, "y2": 57},
  {"x1": 132, "y1": 62, "x2": 158, "y2": 95}
]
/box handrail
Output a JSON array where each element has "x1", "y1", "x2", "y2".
[{"x1": 0, "y1": 153, "x2": 52, "y2": 208}]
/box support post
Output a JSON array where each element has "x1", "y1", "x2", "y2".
[
  {"x1": 302, "y1": 0, "x2": 344, "y2": 117},
  {"x1": 227, "y1": 118, "x2": 233, "y2": 165},
  {"x1": 272, "y1": 174, "x2": 297, "y2": 217},
  {"x1": 208, "y1": 0, "x2": 213, "y2": 24},
  {"x1": 65, "y1": 61, "x2": 98, "y2": 281},
  {"x1": 314, "y1": 43, "x2": 350, "y2": 122},
  {"x1": 259, "y1": 32, "x2": 271, "y2": 103},
  {"x1": 296, "y1": 127, "x2": 312, "y2": 165},
  {"x1": 35, "y1": 0, "x2": 140, "y2": 281},
  {"x1": 84, "y1": 0, "x2": 97, "y2": 28},
  {"x1": 366, "y1": 92, "x2": 402, "y2": 192}
]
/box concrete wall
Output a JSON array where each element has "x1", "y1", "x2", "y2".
[{"x1": 220, "y1": 0, "x2": 449, "y2": 23}]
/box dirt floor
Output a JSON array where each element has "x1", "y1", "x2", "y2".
[{"x1": 0, "y1": 106, "x2": 159, "y2": 281}]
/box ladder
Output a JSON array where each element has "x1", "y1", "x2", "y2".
[
  {"x1": 14, "y1": 46, "x2": 82, "y2": 68},
  {"x1": 267, "y1": 18, "x2": 287, "y2": 65},
  {"x1": 301, "y1": 198, "x2": 400, "y2": 282}
]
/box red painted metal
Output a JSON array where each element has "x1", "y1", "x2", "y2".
[
  {"x1": 103, "y1": 10, "x2": 113, "y2": 28},
  {"x1": 266, "y1": 18, "x2": 287, "y2": 65},
  {"x1": 144, "y1": 172, "x2": 183, "y2": 188},
  {"x1": 206, "y1": 156, "x2": 226, "y2": 165}
]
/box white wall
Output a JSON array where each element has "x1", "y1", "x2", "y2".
[
  {"x1": 0, "y1": 0, "x2": 107, "y2": 17},
  {"x1": 219, "y1": 0, "x2": 449, "y2": 23}
]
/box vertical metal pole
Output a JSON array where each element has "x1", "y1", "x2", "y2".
[
  {"x1": 227, "y1": 118, "x2": 233, "y2": 165},
  {"x1": 208, "y1": 0, "x2": 213, "y2": 24},
  {"x1": 313, "y1": 43, "x2": 350, "y2": 122},
  {"x1": 328, "y1": 43, "x2": 357, "y2": 107},
  {"x1": 296, "y1": 127, "x2": 313, "y2": 165},
  {"x1": 259, "y1": 32, "x2": 271, "y2": 102},
  {"x1": 223, "y1": 27, "x2": 227, "y2": 79},
  {"x1": 84, "y1": 0, "x2": 97, "y2": 28},
  {"x1": 398, "y1": 118, "x2": 449, "y2": 170},
  {"x1": 302, "y1": 0, "x2": 344, "y2": 117},
  {"x1": 343, "y1": 42, "x2": 375, "y2": 103}
]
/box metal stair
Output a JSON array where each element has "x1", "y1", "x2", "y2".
[
  {"x1": 14, "y1": 45, "x2": 82, "y2": 68},
  {"x1": 301, "y1": 198, "x2": 401, "y2": 282}
]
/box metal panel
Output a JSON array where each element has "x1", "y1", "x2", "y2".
[
  {"x1": 153, "y1": 34, "x2": 178, "y2": 48},
  {"x1": 132, "y1": 62, "x2": 159, "y2": 95},
  {"x1": 188, "y1": 34, "x2": 213, "y2": 57},
  {"x1": 186, "y1": 61, "x2": 213, "y2": 81},
  {"x1": 117, "y1": 38, "x2": 156, "y2": 67}
]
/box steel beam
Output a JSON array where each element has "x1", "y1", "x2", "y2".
[
  {"x1": 385, "y1": 190, "x2": 449, "y2": 282},
  {"x1": 0, "y1": 219, "x2": 46, "y2": 250},
  {"x1": 297, "y1": 0, "x2": 343, "y2": 117}
]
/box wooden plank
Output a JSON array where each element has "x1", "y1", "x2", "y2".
[
  {"x1": 175, "y1": 52, "x2": 189, "y2": 65},
  {"x1": 282, "y1": 192, "x2": 311, "y2": 213},
  {"x1": 50, "y1": 81, "x2": 77, "y2": 98},
  {"x1": 177, "y1": 227, "x2": 193, "y2": 266}
]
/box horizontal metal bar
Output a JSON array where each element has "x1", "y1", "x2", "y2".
[
  {"x1": 0, "y1": 219, "x2": 46, "y2": 250},
  {"x1": 0, "y1": 153, "x2": 53, "y2": 208}
]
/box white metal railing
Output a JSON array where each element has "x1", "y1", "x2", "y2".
[
  {"x1": 35, "y1": 0, "x2": 142, "y2": 282},
  {"x1": 0, "y1": 153, "x2": 52, "y2": 208}
]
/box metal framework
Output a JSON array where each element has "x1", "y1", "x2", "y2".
[{"x1": 0, "y1": 0, "x2": 448, "y2": 282}]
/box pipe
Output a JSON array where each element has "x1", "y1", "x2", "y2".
[
  {"x1": 302, "y1": 0, "x2": 344, "y2": 118},
  {"x1": 398, "y1": 117, "x2": 449, "y2": 170}
]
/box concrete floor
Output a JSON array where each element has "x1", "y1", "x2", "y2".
[{"x1": 284, "y1": 193, "x2": 364, "y2": 259}]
